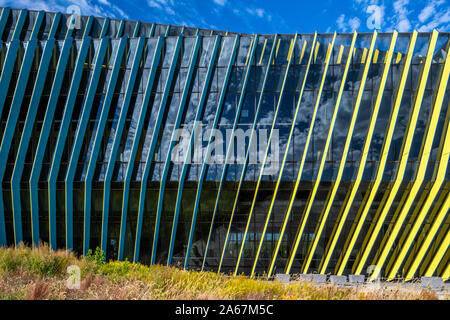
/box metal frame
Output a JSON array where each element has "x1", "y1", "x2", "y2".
[
  {"x1": 297, "y1": 32, "x2": 357, "y2": 274},
  {"x1": 82, "y1": 30, "x2": 125, "y2": 254},
  {"x1": 9, "y1": 10, "x2": 53, "y2": 237},
  {"x1": 327, "y1": 32, "x2": 397, "y2": 275},
  {"x1": 417, "y1": 185, "x2": 450, "y2": 273},
  {"x1": 117, "y1": 36, "x2": 164, "y2": 262},
  {"x1": 267, "y1": 33, "x2": 334, "y2": 277},
  {"x1": 166, "y1": 36, "x2": 222, "y2": 265},
  {"x1": 134, "y1": 22, "x2": 141, "y2": 36},
  {"x1": 0, "y1": 42, "x2": 19, "y2": 131},
  {"x1": 0, "y1": 10, "x2": 43, "y2": 244},
  {"x1": 384, "y1": 90, "x2": 448, "y2": 280},
  {"x1": 385, "y1": 181, "x2": 435, "y2": 273},
  {"x1": 442, "y1": 255, "x2": 450, "y2": 280},
  {"x1": 201, "y1": 34, "x2": 258, "y2": 272},
  {"x1": 231, "y1": 34, "x2": 299, "y2": 276},
  {"x1": 250, "y1": 37, "x2": 310, "y2": 276},
  {"x1": 315, "y1": 31, "x2": 389, "y2": 275},
  {"x1": 0, "y1": 42, "x2": 21, "y2": 123},
  {"x1": 305, "y1": 34, "x2": 375, "y2": 274},
  {"x1": 47, "y1": 37, "x2": 108, "y2": 250},
  {"x1": 149, "y1": 23, "x2": 155, "y2": 37},
  {"x1": 278, "y1": 34, "x2": 337, "y2": 275},
  {"x1": 28, "y1": 11, "x2": 44, "y2": 40},
  {"x1": 84, "y1": 19, "x2": 149, "y2": 257},
  {"x1": 334, "y1": 36, "x2": 399, "y2": 275},
  {"x1": 29, "y1": 29, "x2": 90, "y2": 250},
  {"x1": 331, "y1": 34, "x2": 416, "y2": 278},
  {"x1": 10, "y1": 37, "x2": 55, "y2": 247},
  {"x1": 132, "y1": 35, "x2": 183, "y2": 261},
  {"x1": 383, "y1": 47, "x2": 450, "y2": 280},
  {"x1": 404, "y1": 182, "x2": 450, "y2": 279},
  {"x1": 65, "y1": 37, "x2": 127, "y2": 251},
  {"x1": 423, "y1": 223, "x2": 449, "y2": 278},
  {"x1": 49, "y1": 13, "x2": 62, "y2": 39},
  {"x1": 0, "y1": 10, "x2": 31, "y2": 245},
  {"x1": 148, "y1": 34, "x2": 202, "y2": 263},
  {"x1": 11, "y1": 8, "x2": 27, "y2": 41},
  {"x1": 354, "y1": 31, "x2": 438, "y2": 280},
  {"x1": 183, "y1": 35, "x2": 240, "y2": 269},
  {"x1": 100, "y1": 37, "x2": 146, "y2": 254},
  {"x1": 119, "y1": 36, "x2": 163, "y2": 263},
  {"x1": 0, "y1": 38, "x2": 38, "y2": 245},
  {"x1": 384, "y1": 79, "x2": 449, "y2": 278},
  {"x1": 82, "y1": 16, "x2": 93, "y2": 39},
  {"x1": 28, "y1": 37, "x2": 82, "y2": 248},
  {"x1": 100, "y1": 18, "x2": 110, "y2": 38},
  {"x1": 0, "y1": 7, "x2": 10, "y2": 40},
  {"x1": 116, "y1": 20, "x2": 125, "y2": 38},
  {"x1": 326, "y1": 32, "x2": 414, "y2": 276}
]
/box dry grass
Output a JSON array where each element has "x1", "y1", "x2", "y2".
[{"x1": 0, "y1": 244, "x2": 447, "y2": 300}]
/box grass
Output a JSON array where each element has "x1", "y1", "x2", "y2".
[{"x1": 0, "y1": 244, "x2": 447, "y2": 300}]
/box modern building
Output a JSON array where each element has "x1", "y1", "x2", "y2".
[{"x1": 0, "y1": 7, "x2": 448, "y2": 281}]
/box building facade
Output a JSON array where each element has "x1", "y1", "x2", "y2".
[{"x1": 0, "y1": 7, "x2": 449, "y2": 280}]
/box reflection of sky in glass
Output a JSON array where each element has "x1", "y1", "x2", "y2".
[{"x1": 38, "y1": 32, "x2": 446, "y2": 186}]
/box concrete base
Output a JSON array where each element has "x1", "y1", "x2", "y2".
[
  {"x1": 329, "y1": 275, "x2": 347, "y2": 285},
  {"x1": 295, "y1": 274, "x2": 327, "y2": 283},
  {"x1": 348, "y1": 274, "x2": 365, "y2": 284},
  {"x1": 275, "y1": 273, "x2": 290, "y2": 283},
  {"x1": 312, "y1": 274, "x2": 327, "y2": 284},
  {"x1": 421, "y1": 277, "x2": 443, "y2": 290}
]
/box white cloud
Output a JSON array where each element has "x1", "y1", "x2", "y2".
[
  {"x1": 397, "y1": 18, "x2": 411, "y2": 31},
  {"x1": 147, "y1": 0, "x2": 162, "y2": 9},
  {"x1": 354, "y1": 0, "x2": 378, "y2": 4},
  {"x1": 213, "y1": 0, "x2": 227, "y2": 6},
  {"x1": 245, "y1": 7, "x2": 270, "y2": 20},
  {"x1": 147, "y1": 0, "x2": 182, "y2": 20},
  {"x1": 418, "y1": 5, "x2": 435, "y2": 23},
  {"x1": 416, "y1": 0, "x2": 449, "y2": 31},
  {"x1": 0, "y1": 0, "x2": 131, "y2": 18},
  {"x1": 348, "y1": 17, "x2": 361, "y2": 30},
  {"x1": 337, "y1": 14, "x2": 346, "y2": 31},
  {"x1": 147, "y1": 0, "x2": 172, "y2": 10},
  {"x1": 336, "y1": 14, "x2": 361, "y2": 31},
  {"x1": 393, "y1": 0, "x2": 411, "y2": 31},
  {"x1": 255, "y1": 8, "x2": 264, "y2": 18},
  {"x1": 114, "y1": 6, "x2": 128, "y2": 18},
  {"x1": 166, "y1": 7, "x2": 175, "y2": 15},
  {"x1": 0, "y1": 0, "x2": 63, "y2": 13},
  {"x1": 96, "y1": 0, "x2": 129, "y2": 19},
  {"x1": 418, "y1": 9, "x2": 450, "y2": 31}
]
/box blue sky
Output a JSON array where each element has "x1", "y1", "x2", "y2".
[{"x1": 0, "y1": 0, "x2": 449, "y2": 34}]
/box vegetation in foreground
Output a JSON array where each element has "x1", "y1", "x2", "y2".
[{"x1": 0, "y1": 244, "x2": 447, "y2": 300}]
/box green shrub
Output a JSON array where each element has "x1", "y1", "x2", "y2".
[{"x1": 85, "y1": 247, "x2": 106, "y2": 266}]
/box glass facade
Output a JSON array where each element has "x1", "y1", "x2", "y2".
[{"x1": 0, "y1": 7, "x2": 449, "y2": 280}]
